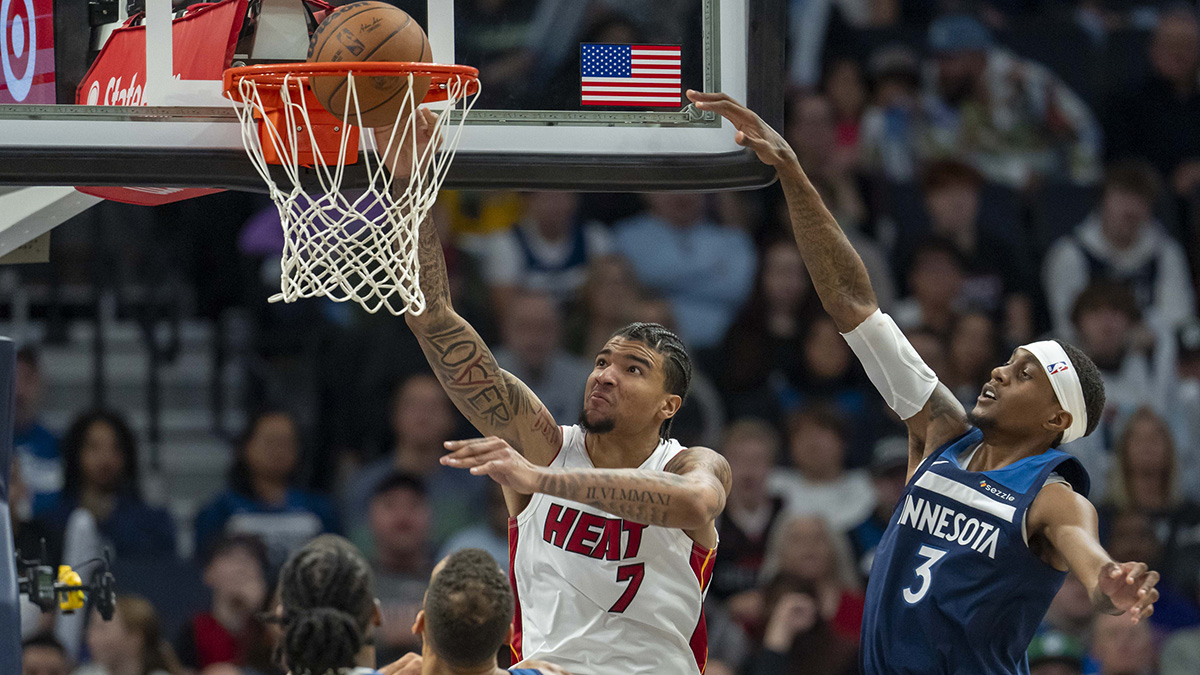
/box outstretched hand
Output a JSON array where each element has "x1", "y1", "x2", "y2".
[
  {"x1": 1097, "y1": 561, "x2": 1159, "y2": 623},
  {"x1": 686, "y1": 90, "x2": 796, "y2": 169},
  {"x1": 441, "y1": 436, "x2": 542, "y2": 494},
  {"x1": 374, "y1": 106, "x2": 443, "y2": 178}
]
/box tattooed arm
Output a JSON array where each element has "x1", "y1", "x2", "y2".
[
  {"x1": 442, "y1": 437, "x2": 731, "y2": 547},
  {"x1": 404, "y1": 207, "x2": 562, "y2": 466}
]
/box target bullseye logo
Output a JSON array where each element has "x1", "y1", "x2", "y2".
[{"x1": 2, "y1": 0, "x2": 36, "y2": 101}]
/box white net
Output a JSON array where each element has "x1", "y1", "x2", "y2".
[{"x1": 228, "y1": 68, "x2": 479, "y2": 315}]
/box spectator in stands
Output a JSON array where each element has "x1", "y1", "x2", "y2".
[
  {"x1": 861, "y1": 44, "x2": 924, "y2": 182},
  {"x1": 1043, "y1": 160, "x2": 1195, "y2": 340},
  {"x1": 916, "y1": 160, "x2": 1036, "y2": 342},
  {"x1": 366, "y1": 472, "x2": 432, "y2": 664},
  {"x1": 343, "y1": 375, "x2": 488, "y2": 549},
  {"x1": 892, "y1": 238, "x2": 967, "y2": 336},
  {"x1": 783, "y1": 93, "x2": 894, "y2": 308},
  {"x1": 1065, "y1": 283, "x2": 1172, "y2": 498},
  {"x1": 1104, "y1": 509, "x2": 1199, "y2": 632},
  {"x1": 39, "y1": 410, "x2": 175, "y2": 558},
  {"x1": 493, "y1": 290, "x2": 591, "y2": 424},
  {"x1": 944, "y1": 311, "x2": 1002, "y2": 409},
  {"x1": 194, "y1": 410, "x2": 337, "y2": 570},
  {"x1": 175, "y1": 535, "x2": 273, "y2": 673},
  {"x1": 711, "y1": 420, "x2": 787, "y2": 605},
  {"x1": 75, "y1": 596, "x2": 182, "y2": 675},
  {"x1": 758, "y1": 515, "x2": 865, "y2": 644},
  {"x1": 1041, "y1": 575, "x2": 1098, "y2": 662},
  {"x1": 788, "y1": 315, "x2": 883, "y2": 465},
  {"x1": 23, "y1": 634, "x2": 71, "y2": 675},
  {"x1": 1105, "y1": 7, "x2": 1200, "y2": 196},
  {"x1": 848, "y1": 437, "x2": 909, "y2": 580},
  {"x1": 905, "y1": 328, "x2": 949, "y2": 381},
  {"x1": 565, "y1": 254, "x2": 642, "y2": 358},
  {"x1": 1162, "y1": 582, "x2": 1200, "y2": 675},
  {"x1": 614, "y1": 193, "x2": 757, "y2": 349},
  {"x1": 1090, "y1": 612, "x2": 1157, "y2": 675},
  {"x1": 1104, "y1": 408, "x2": 1200, "y2": 610},
  {"x1": 436, "y1": 482, "x2": 508, "y2": 571},
  {"x1": 1170, "y1": 318, "x2": 1200, "y2": 500},
  {"x1": 920, "y1": 13, "x2": 1101, "y2": 187},
  {"x1": 822, "y1": 58, "x2": 868, "y2": 167},
  {"x1": 1026, "y1": 630, "x2": 1086, "y2": 675},
  {"x1": 477, "y1": 192, "x2": 611, "y2": 314},
  {"x1": 14, "y1": 346, "x2": 61, "y2": 512},
  {"x1": 715, "y1": 240, "x2": 817, "y2": 421},
  {"x1": 744, "y1": 575, "x2": 859, "y2": 675},
  {"x1": 770, "y1": 407, "x2": 876, "y2": 531}
]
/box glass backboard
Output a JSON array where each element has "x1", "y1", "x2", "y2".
[{"x1": 0, "y1": 0, "x2": 783, "y2": 193}]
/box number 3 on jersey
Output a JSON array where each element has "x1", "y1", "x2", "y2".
[
  {"x1": 610, "y1": 563, "x2": 645, "y2": 612},
  {"x1": 903, "y1": 545, "x2": 947, "y2": 604}
]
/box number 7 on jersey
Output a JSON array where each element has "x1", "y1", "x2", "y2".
[{"x1": 610, "y1": 563, "x2": 645, "y2": 612}]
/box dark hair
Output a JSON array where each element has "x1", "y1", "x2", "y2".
[
  {"x1": 424, "y1": 548, "x2": 514, "y2": 668},
  {"x1": 921, "y1": 159, "x2": 984, "y2": 195},
  {"x1": 22, "y1": 632, "x2": 67, "y2": 656},
  {"x1": 61, "y1": 409, "x2": 140, "y2": 499},
  {"x1": 277, "y1": 535, "x2": 376, "y2": 675},
  {"x1": 786, "y1": 405, "x2": 849, "y2": 445},
  {"x1": 371, "y1": 471, "x2": 427, "y2": 502},
  {"x1": 1103, "y1": 159, "x2": 1161, "y2": 206},
  {"x1": 202, "y1": 533, "x2": 270, "y2": 577},
  {"x1": 1051, "y1": 340, "x2": 1106, "y2": 448},
  {"x1": 16, "y1": 345, "x2": 39, "y2": 370},
  {"x1": 610, "y1": 322, "x2": 693, "y2": 439},
  {"x1": 228, "y1": 409, "x2": 298, "y2": 497},
  {"x1": 910, "y1": 236, "x2": 968, "y2": 273},
  {"x1": 1070, "y1": 282, "x2": 1141, "y2": 327}
]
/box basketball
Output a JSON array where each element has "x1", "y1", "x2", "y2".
[{"x1": 307, "y1": 1, "x2": 432, "y2": 128}]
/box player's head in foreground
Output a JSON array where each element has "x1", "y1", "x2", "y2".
[
  {"x1": 275, "y1": 535, "x2": 380, "y2": 675},
  {"x1": 967, "y1": 339, "x2": 1105, "y2": 449},
  {"x1": 414, "y1": 548, "x2": 514, "y2": 670},
  {"x1": 581, "y1": 322, "x2": 693, "y2": 440}
]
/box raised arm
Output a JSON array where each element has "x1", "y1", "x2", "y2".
[
  {"x1": 1029, "y1": 483, "x2": 1159, "y2": 620},
  {"x1": 688, "y1": 90, "x2": 968, "y2": 466},
  {"x1": 382, "y1": 112, "x2": 561, "y2": 466},
  {"x1": 440, "y1": 437, "x2": 731, "y2": 548}
]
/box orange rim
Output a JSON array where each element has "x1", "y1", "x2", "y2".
[{"x1": 222, "y1": 62, "x2": 480, "y2": 103}]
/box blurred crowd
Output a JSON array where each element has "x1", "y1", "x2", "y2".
[{"x1": 13, "y1": 0, "x2": 1200, "y2": 674}]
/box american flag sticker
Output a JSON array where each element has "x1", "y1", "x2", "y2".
[{"x1": 581, "y1": 43, "x2": 682, "y2": 107}]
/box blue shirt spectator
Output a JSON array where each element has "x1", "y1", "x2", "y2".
[
  {"x1": 194, "y1": 410, "x2": 338, "y2": 568},
  {"x1": 15, "y1": 346, "x2": 61, "y2": 511},
  {"x1": 614, "y1": 194, "x2": 757, "y2": 349},
  {"x1": 343, "y1": 375, "x2": 489, "y2": 551},
  {"x1": 39, "y1": 410, "x2": 175, "y2": 558}
]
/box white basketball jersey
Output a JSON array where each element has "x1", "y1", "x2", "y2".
[{"x1": 509, "y1": 425, "x2": 716, "y2": 675}]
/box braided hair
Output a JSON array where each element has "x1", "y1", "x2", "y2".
[
  {"x1": 276, "y1": 536, "x2": 376, "y2": 675},
  {"x1": 611, "y1": 322, "x2": 693, "y2": 439}
]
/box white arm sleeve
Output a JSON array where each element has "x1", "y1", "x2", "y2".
[{"x1": 840, "y1": 309, "x2": 939, "y2": 420}]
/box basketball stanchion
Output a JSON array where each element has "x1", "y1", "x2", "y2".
[{"x1": 222, "y1": 62, "x2": 480, "y2": 315}]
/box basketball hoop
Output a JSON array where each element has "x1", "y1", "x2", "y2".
[{"x1": 222, "y1": 62, "x2": 480, "y2": 315}]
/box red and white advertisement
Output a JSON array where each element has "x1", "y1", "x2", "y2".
[
  {"x1": 1, "y1": 0, "x2": 55, "y2": 104},
  {"x1": 75, "y1": 0, "x2": 247, "y2": 205},
  {"x1": 76, "y1": 0, "x2": 247, "y2": 106}
]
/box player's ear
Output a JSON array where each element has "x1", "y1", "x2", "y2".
[
  {"x1": 1044, "y1": 408, "x2": 1072, "y2": 437},
  {"x1": 413, "y1": 609, "x2": 425, "y2": 636},
  {"x1": 660, "y1": 393, "x2": 682, "y2": 421},
  {"x1": 373, "y1": 599, "x2": 383, "y2": 627},
  {"x1": 505, "y1": 621, "x2": 515, "y2": 644}
]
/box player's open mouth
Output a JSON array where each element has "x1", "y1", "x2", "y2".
[{"x1": 979, "y1": 384, "x2": 997, "y2": 401}]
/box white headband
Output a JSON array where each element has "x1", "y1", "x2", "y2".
[{"x1": 1021, "y1": 340, "x2": 1088, "y2": 444}]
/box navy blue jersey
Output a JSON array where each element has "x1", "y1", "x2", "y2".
[{"x1": 861, "y1": 428, "x2": 1090, "y2": 675}]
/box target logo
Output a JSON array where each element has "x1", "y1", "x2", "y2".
[{"x1": 1, "y1": 0, "x2": 53, "y2": 104}]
